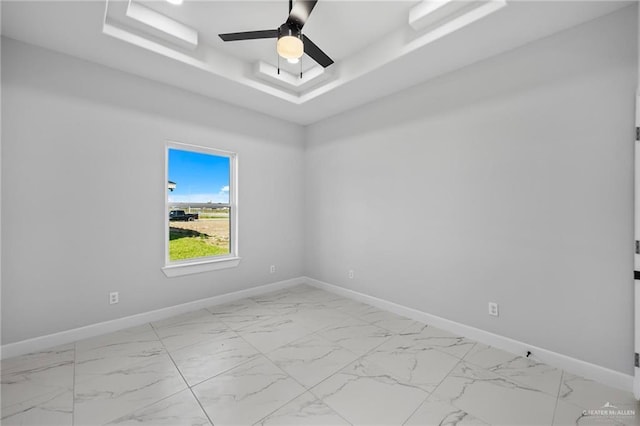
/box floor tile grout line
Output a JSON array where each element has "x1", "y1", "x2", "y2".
[
  {"x1": 150, "y1": 319, "x2": 256, "y2": 389},
  {"x1": 75, "y1": 323, "x2": 162, "y2": 351},
  {"x1": 302, "y1": 327, "x2": 399, "y2": 396},
  {"x1": 308, "y1": 290, "x2": 471, "y2": 347},
  {"x1": 151, "y1": 307, "x2": 218, "y2": 328},
  {"x1": 225, "y1": 289, "x2": 363, "y2": 425},
  {"x1": 217, "y1": 313, "x2": 277, "y2": 333},
  {"x1": 318, "y1": 401, "x2": 355, "y2": 426},
  {"x1": 188, "y1": 388, "x2": 215, "y2": 426},
  {"x1": 150, "y1": 321, "x2": 216, "y2": 426},
  {"x1": 0, "y1": 344, "x2": 76, "y2": 424},
  {"x1": 149, "y1": 323, "x2": 188, "y2": 387},
  {"x1": 421, "y1": 356, "x2": 502, "y2": 426},
  {"x1": 432, "y1": 354, "x2": 564, "y2": 426},
  {"x1": 74, "y1": 327, "x2": 170, "y2": 378},
  {"x1": 261, "y1": 339, "x2": 361, "y2": 391},
  {"x1": 302, "y1": 332, "x2": 428, "y2": 426},
  {"x1": 155, "y1": 326, "x2": 235, "y2": 355},
  {"x1": 104, "y1": 386, "x2": 197, "y2": 425},
  {"x1": 307, "y1": 296, "x2": 432, "y2": 340},
  {"x1": 234, "y1": 313, "x2": 321, "y2": 354},
  {"x1": 249, "y1": 386, "x2": 308, "y2": 425},
  {"x1": 75, "y1": 322, "x2": 158, "y2": 347},
  {"x1": 232, "y1": 326, "x2": 310, "y2": 391},
  {"x1": 547, "y1": 373, "x2": 631, "y2": 424},
  {"x1": 207, "y1": 297, "x2": 286, "y2": 332},
  {"x1": 459, "y1": 349, "x2": 565, "y2": 400},
  {"x1": 412, "y1": 342, "x2": 512, "y2": 425},
  {"x1": 550, "y1": 370, "x2": 565, "y2": 426},
  {"x1": 78, "y1": 323, "x2": 197, "y2": 426},
  {"x1": 370, "y1": 337, "x2": 465, "y2": 425},
  {"x1": 254, "y1": 333, "x2": 356, "y2": 425},
  {"x1": 187, "y1": 355, "x2": 260, "y2": 390},
  {"x1": 200, "y1": 317, "x2": 311, "y2": 426},
  {"x1": 394, "y1": 325, "x2": 477, "y2": 363},
  {"x1": 167, "y1": 301, "x2": 318, "y2": 391},
  {"x1": 296, "y1": 308, "x2": 496, "y2": 426},
  {"x1": 245, "y1": 298, "x2": 359, "y2": 425},
  {"x1": 555, "y1": 368, "x2": 564, "y2": 399},
  {"x1": 400, "y1": 357, "x2": 465, "y2": 426},
  {"x1": 252, "y1": 388, "x2": 354, "y2": 426},
  {"x1": 72, "y1": 342, "x2": 76, "y2": 426}
]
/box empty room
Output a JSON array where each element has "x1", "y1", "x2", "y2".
[{"x1": 2, "y1": 0, "x2": 640, "y2": 425}]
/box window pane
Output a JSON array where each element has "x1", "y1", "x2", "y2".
[{"x1": 167, "y1": 148, "x2": 231, "y2": 262}]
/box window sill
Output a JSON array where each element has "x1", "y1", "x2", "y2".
[{"x1": 162, "y1": 257, "x2": 241, "y2": 278}]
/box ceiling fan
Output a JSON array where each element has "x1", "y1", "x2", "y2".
[{"x1": 218, "y1": 0, "x2": 334, "y2": 72}]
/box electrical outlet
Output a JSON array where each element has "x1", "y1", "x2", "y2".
[
  {"x1": 109, "y1": 292, "x2": 119, "y2": 305},
  {"x1": 488, "y1": 302, "x2": 499, "y2": 317},
  {"x1": 348, "y1": 270, "x2": 354, "y2": 279},
  {"x1": 270, "y1": 265, "x2": 276, "y2": 273}
]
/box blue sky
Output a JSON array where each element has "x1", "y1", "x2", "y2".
[{"x1": 168, "y1": 148, "x2": 230, "y2": 203}]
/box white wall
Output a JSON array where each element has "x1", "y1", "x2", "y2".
[
  {"x1": 1, "y1": 38, "x2": 305, "y2": 345},
  {"x1": 305, "y1": 6, "x2": 637, "y2": 374}
]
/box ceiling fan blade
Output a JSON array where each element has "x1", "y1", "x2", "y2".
[
  {"x1": 219, "y1": 29, "x2": 278, "y2": 42},
  {"x1": 303, "y1": 35, "x2": 333, "y2": 68},
  {"x1": 286, "y1": 0, "x2": 318, "y2": 29}
]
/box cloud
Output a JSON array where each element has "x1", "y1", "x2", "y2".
[{"x1": 220, "y1": 185, "x2": 230, "y2": 193}]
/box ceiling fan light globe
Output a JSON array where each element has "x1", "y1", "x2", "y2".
[{"x1": 277, "y1": 35, "x2": 304, "y2": 60}]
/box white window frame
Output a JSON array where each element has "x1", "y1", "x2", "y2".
[{"x1": 162, "y1": 141, "x2": 240, "y2": 277}]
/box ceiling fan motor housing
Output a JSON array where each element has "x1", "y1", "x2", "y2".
[{"x1": 277, "y1": 23, "x2": 303, "y2": 59}]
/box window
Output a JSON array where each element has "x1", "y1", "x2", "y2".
[{"x1": 162, "y1": 142, "x2": 239, "y2": 277}]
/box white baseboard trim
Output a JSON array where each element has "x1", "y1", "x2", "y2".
[
  {"x1": 1, "y1": 277, "x2": 304, "y2": 360},
  {"x1": 304, "y1": 276, "x2": 634, "y2": 393}
]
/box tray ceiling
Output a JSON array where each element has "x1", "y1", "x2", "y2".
[{"x1": 1, "y1": 1, "x2": 632, "y2": 124}]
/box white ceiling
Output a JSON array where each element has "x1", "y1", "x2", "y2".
[
  {"x1": 1, "y1": 0, "x2": 632, "y2": 125},
  {"x1": 139, "y1": 1, "x2": 419, "y2": 66}
]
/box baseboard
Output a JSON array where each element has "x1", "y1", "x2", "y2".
[
  {"x1": 304, "y1": 276, "x2": 634, "y2": 393},
  {"x1": 1, "y1": 277, "x2": 304, "y2": 360}
]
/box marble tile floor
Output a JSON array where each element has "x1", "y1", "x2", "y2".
[{"x1": 2, "y1": 284, "x2": 638, "y2": 425}]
